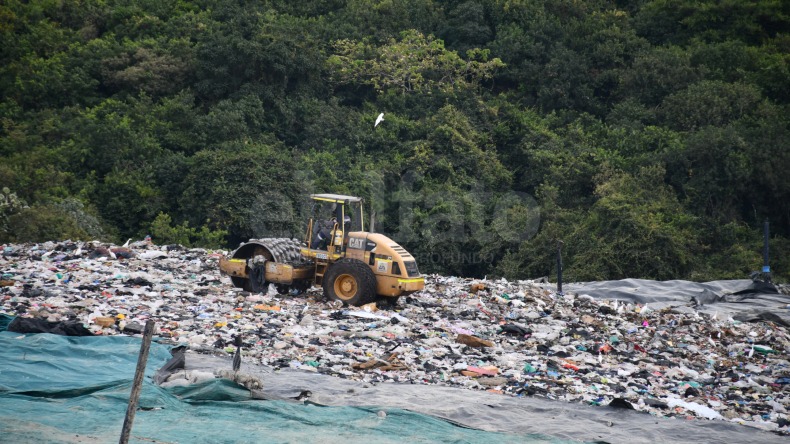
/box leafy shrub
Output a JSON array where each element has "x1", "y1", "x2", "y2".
[
  {"x1": 4, "y1": 204, "x2": 89, "y2": 243},
  {"x1": 149, "y1": 212, "x2": 227, "y2": 248}
]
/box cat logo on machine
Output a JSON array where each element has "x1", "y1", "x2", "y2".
[{"x1": 348, "y1": 237, "x2": 365, "y2": 250}]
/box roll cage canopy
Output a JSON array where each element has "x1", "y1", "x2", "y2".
[{"x1": 310, "y1": 194, "x2": 363, "y2": 204}]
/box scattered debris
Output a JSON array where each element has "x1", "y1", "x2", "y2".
[{"x1": 1, "y1": 241, "x2": 789, "y2": 435}]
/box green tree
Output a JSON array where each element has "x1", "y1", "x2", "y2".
[
  {"x1": 0, "y1": 0, "x2": 788, "y2": 281},
  {"x1": 179, "y1": 141, "x2": 307, "y2": 243},
  {"x1": 149, "y1": 212, "x2": 227, "y2": 248},
  {"x1": 4, "y1": 203, "x2": 90, "y2": 243},
  {"x1": 619, "y1": 45, "x2": 701, "y2": 107},
  {"x1": 0, "y1": 186, "x2": 27, "y2": 241},
  {"x1": 326, "y1": 30, "x2": 504, "y2": 95},
  {"x1": 575, "y1": 165, "x2": 698, "y2": 280},
  {"x1": 660, "y1": 80, "x2": 763, "y2": 131}
]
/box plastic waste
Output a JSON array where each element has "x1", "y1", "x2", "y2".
[{"x1": 0, "y1": 241, "x2": 788, "y2": 434}]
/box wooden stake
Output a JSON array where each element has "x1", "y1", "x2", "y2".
[{"x1": 119, "y1": 320, "x2": 155, "y2": 444}]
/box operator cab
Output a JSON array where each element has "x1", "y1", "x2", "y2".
[{"x1": 304, "y1": 194, "x2": 364, "y2": 256}]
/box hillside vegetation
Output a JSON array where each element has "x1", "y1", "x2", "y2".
[{"x1": 1, "y1": 0, "x2": 789, "y2": 281}]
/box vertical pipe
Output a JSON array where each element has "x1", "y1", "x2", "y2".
[
  {"x1": 120, "y1": 320, "x2": 156, "y2": 444},
  {"x1": 763, "y1": 219, "x2": 771, "y2": 282},
  {"x1": 557, "y1": 240, "x2": 564, "y2": 294}
]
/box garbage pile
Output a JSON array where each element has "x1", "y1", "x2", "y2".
[{"x1": 1, "y1": 240, "x2": 789, "y2": 436}]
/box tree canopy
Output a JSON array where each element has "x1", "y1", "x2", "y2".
[{"x1": 1, "y1": 0, "x2": 789, "y2": 282}]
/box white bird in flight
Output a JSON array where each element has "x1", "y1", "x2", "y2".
[{"x1": 374, "y1": 112, "x2": 384, "y2": 128}]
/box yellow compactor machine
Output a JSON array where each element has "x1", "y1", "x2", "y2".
[{"x1": 219, "y1": 194, "x2": 424, "y2": 306}]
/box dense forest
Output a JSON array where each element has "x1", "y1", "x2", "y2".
[{"x1": 1, "y1": 0, "x2": 789, "y2": 282}]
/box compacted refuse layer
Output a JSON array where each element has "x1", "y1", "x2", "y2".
[{"x1": 1, "y1": 240, "x2": 788, "y2": 440}]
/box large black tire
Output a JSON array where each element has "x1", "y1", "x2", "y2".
[
  {"x1": 231, "y1": 276, "x2": 251, "y2": 292},
  {"x1": 378, "y1": 295, "x2": 399, "y2": 308},
  {"x1": 323, "y1": 259, "x2": 377, "y2": 306}
]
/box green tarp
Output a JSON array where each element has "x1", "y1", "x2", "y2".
[{"x1": 0, "y1": 319, "x2": 558, "y2": 444}]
